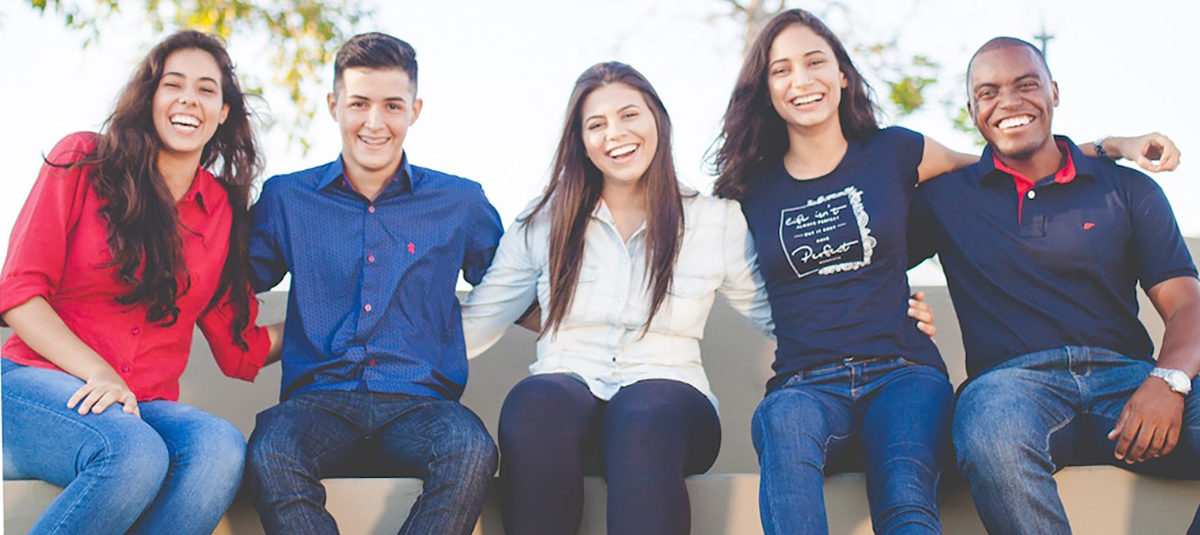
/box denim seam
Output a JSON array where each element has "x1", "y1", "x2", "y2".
[{"x1": 3, "y1": 389, "x2": 120, "y2": 534}]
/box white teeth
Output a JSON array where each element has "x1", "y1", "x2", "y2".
[
  {"x1": 792, "y1": 94, "x2": 823, "y2": 106},
  {"x1": 608, "y1": 144, "x2": 637, "y2": 157},
  {"x1": 999, "y1": 116, "x2": 1033, "y2": 129},
  {"x1": 170, "y1": 114, "x2": 200, "y2": 127}
]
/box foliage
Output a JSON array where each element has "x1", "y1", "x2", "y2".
[{"x1": 23, "y1": 0, "x2": 371, "y2": 154}]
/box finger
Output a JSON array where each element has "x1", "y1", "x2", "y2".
[
  {"x1": 122, "y1": 393, "x2": 140, "y2": 417},
  {"x1": 90, "y1": 389, "x2": 121, "y2": 415},
  {"x1": 1159, "y1": 146, "x2": 1181, "y2": 172},
  {"x1": 66, "y1": 383, "x2": 94, "y2": 410},
  {"x1": 1111, "y1": 410, "x2": 1136, "y2": 458},
  {"x1": 1163, "y1": 424, "x2": 1181, "y2": 458},
  {"x1": 1135, "y1": 155, "x2": 1157, "y2": 173},
  {"x1": 1126, "y1": 421, "x2": 1155, "y2": 463},
  {"x1": 907, "y1": 303, "x2": 933, "y2": 323},
  {"x1": 1142, "y1": 424, "x2": 1169, "y2": 461},
  {"x1": 77, "y1": 387, "x2": 106, "y2": 415},
  {"x1": 912, "y1": 291, "x2": 926, "y2": 302},
  {"x1": 916, "y1": 321, "x2": 937, "y2": 337}
]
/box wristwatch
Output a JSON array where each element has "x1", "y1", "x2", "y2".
[{"x1": 1149, "y1": 367, "x2": 1192, "y2": 395}]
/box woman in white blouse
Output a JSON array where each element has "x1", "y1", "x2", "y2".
[{"x1": 462, "y1": 62, "x2": 928, "y2": 535}]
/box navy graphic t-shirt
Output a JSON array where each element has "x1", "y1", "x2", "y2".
[{"x1": 740, "y1": 127, "x2": 945, "y2": 392}]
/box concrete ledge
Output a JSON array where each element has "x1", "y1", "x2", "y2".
[{"x1": 6, "y1": 467, "x2": 1200, "y2": 534}]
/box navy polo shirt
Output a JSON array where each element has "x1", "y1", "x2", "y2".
[
  {"x1": 742, "y1": 127, "x2": 944, "y2": 392},
  {"x1": 249, "y1": 154, "x2": 503, "y2": 401},
  {"x1": 909, "y1": 136, "x2": 1197, "y2": 379}
]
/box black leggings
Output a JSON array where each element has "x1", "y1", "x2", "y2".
[{"x1": 498, "y1": 374, "x2": 721, "y2": 535}]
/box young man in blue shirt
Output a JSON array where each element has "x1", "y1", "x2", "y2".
[
  {"x1": 910, "y1": 37, "x2": 1200, "y2": 534},
  {"x1": 245, "y1": 33, "x2": 504, "y2": 534}
]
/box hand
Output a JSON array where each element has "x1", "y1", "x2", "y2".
[
  {"x1": 1108, "y1": 377, "x2": 1183, "y2": 463},
  {"x1": 908, "y1": 292, "x2": 937, "y2": 338},
  {"x1": 1112, "y1": 133, "x2": 1181, "y2": 173},
  {"x1": 66, "y1": 367, "x2": 139, "y2": 417}
]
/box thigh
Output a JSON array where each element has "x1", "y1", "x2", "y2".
[
  {"x1": 372, "y1": 396, "x2": 495, "y2": 478},
  {"x1": 2, "y1": 361, "x2": 163, "y2": 485},
  {"x1": 139, "y1": 400, "x2": 246, "y2": 468},
  {"x1": 247, "y1": 390, "x2": 371, "y2": 478},
  {"x1": 752, "y1": 375, "x2": 855, "y2": 469},
  {"x1": 603, "y1": 379, "x2": 721, "y2": 476},
  {"x1": 499, "y1": 374, "x2": 603, "y2": 467},
  {"x1": 954, "y1": 365, "x2": 1079, "y2": 468},
  {"x1": 860, "y1": 364, "x2": 954, "y2": 462}
]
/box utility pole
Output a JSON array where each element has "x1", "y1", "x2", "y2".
[{"x1": 1034, "y1": 20, "x2": 1056, "y2": 58}]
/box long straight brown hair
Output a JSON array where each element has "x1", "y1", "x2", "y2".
[
  {"x1": 59, "y1": 30, "x2": 262, "y2": 347},
  {"x1": 710, "y1": 8, "x2": 879, "y2": 200},
  {"x1": 526, "y1": 62, "x2": 686, "y2": 337}
]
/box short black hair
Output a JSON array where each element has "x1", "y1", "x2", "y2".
[
  {"x1": 967, "y1": 36, "x2": 1053, "y2": 92},
  {"x1": 333, "y1": 32, "x2": 418, "y2": 93}
]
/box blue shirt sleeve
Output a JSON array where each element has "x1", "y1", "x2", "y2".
[
  {"x1": 248, "y1": 177, "x2": 289, "y2": 293},
  {"x1": 462, "y1": 184, "x2": 504, "y2": 286},
  {"x1": 1125, "y1": 170, "x2": 1198, "y2": 291},
  {"x1": 907, "y1": 186, "x2": 939, "y2": 269}
]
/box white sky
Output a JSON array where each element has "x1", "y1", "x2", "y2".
[{"x1": 1, "y1": 0, "x2": 1196, "y2": 287}]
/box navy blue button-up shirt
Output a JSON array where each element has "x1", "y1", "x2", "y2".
[
  {"x1": 249, "y1": 155, "x2": 503, "y2": 401},
  {"x1": 910, "y1": 137, "x2": 1196, "y2": 379}
]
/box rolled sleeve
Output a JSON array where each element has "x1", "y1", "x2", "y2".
[
  {"x1": 0, "y1": 133, "x2": 95, "y2": 326},
  {"x1": 196, "y1": 286, "x2": 270, "y2": 381},
  {"x1": 462, "y1": 185, "x2": 504, "y2": 285},
  {"x1": 462, "y1": 216, "x2": 541, "y2": 358}
]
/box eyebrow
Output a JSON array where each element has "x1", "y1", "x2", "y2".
[
  {"x1": 163, "y1": 71, "x2": 219, "y2": 85},
  {"x1": 769, "y1": 49, "x2": 827, "y2": 67},
  {"x1": 972, "y1": 72, "x2": 1041, "y2": 93},
  {"x1": 584, "y1": 104, "x2": 640, "y2": 123},
  {"x1": 346, "y1": 94, "x2": 409, "y2": 104}
]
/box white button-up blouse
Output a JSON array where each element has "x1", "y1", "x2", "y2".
[{"x1": 462, "y1": 191, "x2": 773, "y2": 409}]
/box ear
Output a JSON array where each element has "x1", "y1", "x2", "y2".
[
  {"x1": 327, "y1": 91, "x2": 338, "y2": 120},
  {"x1": 840, "y1": 70, "x2": 848, "y2": 89},
  {"x1": 219, "y1": 103, "x2": 230, "y2": 125},
  {"x1": 1051, "y1": 81, "x2": 1059, "y2": 107},
  {"x1": 410, "y1": 97, "x2": 423, "y2": 125}
]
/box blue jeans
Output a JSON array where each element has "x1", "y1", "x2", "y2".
[
  {"x1": 954, "y1": 346, "x2": 1200, "y2": 535},
  {"x1": 246, "y1": 389, "x2": 497, "y2": 535},
  {"x1": 753, "y1": 357, "x2": 953, "y2": 535},
  {"x1": 1, "y1": 359, "x2": 246, "y2": 535}
]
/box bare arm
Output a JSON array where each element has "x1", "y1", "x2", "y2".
[
  {"x1": 2, "y1": 297, "x2": 138, "y2": 416},
  {"x1": 1109, "y1": 276, "x2": 1200, "y2": 463},
  {"x1": 1081, "y1": 134, "x2": 1181, "y2": 173},
  {"x1": 916, "y1": 136, "x2": 978, "y2": 183}
]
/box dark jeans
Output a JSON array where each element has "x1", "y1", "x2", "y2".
[
  {"x1": 954, "y1": 346, "x2": 1200, "y2": 535},
  {"x1": 498, "y1": 374, "x2": 721, "y2": 535},
  {"x1": 752, "y1": 357, "x2": 953, "y2": 535},
  {"x1": 246, "y1": 389, "x2": 497, "y2": 535}
]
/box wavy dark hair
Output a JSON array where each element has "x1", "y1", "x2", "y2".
[
  {"x1": 710, "y1": 8, "x2": 878, "y2": 200},
  {"x1": 62, "y1": 30, "x2": 261, "y2": 347},
  {"x1": 525, "y1": 62, "x2": 686, "y2": 337}
]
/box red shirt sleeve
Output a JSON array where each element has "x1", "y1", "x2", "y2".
[
  {"x1": 196, "y1": 284, "x2": 271, "y2": 382},
  {"x1": 0, "y1": 133, "x2": 96, "y2": 326}
]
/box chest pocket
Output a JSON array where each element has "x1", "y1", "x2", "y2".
[{"x1": 652, "y1": 273, "x2": 717, "y2": 334}]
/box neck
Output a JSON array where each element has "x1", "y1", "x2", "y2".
[
  {"x1": 157, "y1": 150, "x2": 201, "y2": 201},
  {"x1": 782, "y1": 120, "x2": 849, "y2": 180},
  {"x1": 996, "y1": 138, "x2": 1063, "y2": 180},
  {"x1": 345, "y1": 172, "x2": 392, "y2": 201},
  {"x1": 601, "y1": 179, "x2": 647, "y2": 242}
]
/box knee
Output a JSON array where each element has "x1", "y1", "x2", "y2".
[
  {"x1": 246, "y1": 414, "x2": 303, "y2": 478},
  {"x1": 89, "y1": 419, "x2": 170, "y2": 494},
  {"x1": 499, "y1": 375, "x2": 590, "y2": 443},
  {"x1": 751, "y1": 390, "x2": 824, "y2": 446},
  {"x1": 190, "y1": 417, "x2": 248, "y2": 485},
  {"x1": 437, "y1": 416, "x2": 499, "y2": 480}
]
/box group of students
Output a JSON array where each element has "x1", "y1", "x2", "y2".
[{"x1": 2, "y1": 7, "x2": 1198, "y2": 535}]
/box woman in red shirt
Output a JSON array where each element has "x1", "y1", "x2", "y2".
[{"x1": 1, "y1": 31, "x2": 280, "y2": 534}]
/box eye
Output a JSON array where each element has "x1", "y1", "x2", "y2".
[
  {"x1": 770, "y1": 66, "x2": 788, "y2": 76},
  {"x1": 387, "y1": 103, "x2": 402, "y2": 111},
  {"x1": 1019, "y1": 81, "x2": 1039, "y2": 90},
  {"x1": 586, "y1": 122, "x2": 604, "y2": 131},
  {"x1": 349, "y1": 101, "x2": 365, "y2": 108},
  {"x1": 809, "y1": 58, "x2": 826, "y2": 67},
  {"x1": 622, "y1": 111, "x2": 639, "y2": 120},
  {"x1": 200, "y1": 87, "x2": 217, "y2": 94},
  {"x1": 976, "y1": 89, "x2": 996, "y2": 100},
  {"x1": 163, "y1": 81, "x2": 181, "y2": 88}
]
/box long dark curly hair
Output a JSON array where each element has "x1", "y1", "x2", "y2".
[{"x1": 63, "y1": 30, "x2": 262, "y2": 347}]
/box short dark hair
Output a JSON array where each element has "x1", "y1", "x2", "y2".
[
  {"x1": 967, "y1": 36, "x2": 1053, "y2": 90},
  {"x1": 333, "y1": 32, "x2": 418, "y2": 93}
]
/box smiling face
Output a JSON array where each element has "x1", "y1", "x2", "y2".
[
  {"x1": 152, "y1": 48, "x2": 229, "y2": 161},
  {"x1": 329, "y1": 67, "x2": 422, "y2": 183},
  {"x1": 580, "y1": 82, "x2": 658, "y2": 188},
  {"x1": 968, "y1": 44, "x2": 1059, "y2": 161},
  {"x1": 766, "y1": 23, "x2": 848, "y2": 133}
]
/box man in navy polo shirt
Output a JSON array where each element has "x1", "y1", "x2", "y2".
[
  {"x1": 244, "y1": 33, "x2": 504, "y2": 534},
  {"x1": 910, "y1": 37, "x2": 1200, "y2": 534}
]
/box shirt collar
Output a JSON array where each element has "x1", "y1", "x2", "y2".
[
  {"x1": 979, "y1": 135, "x2": 1091, "y2": 187},
  {"x1": 317, "y1": 153, "x2": 416, "y2": 194},
  {"x1": 179, "y1": 167, "x2": 219, "y2": 214}
]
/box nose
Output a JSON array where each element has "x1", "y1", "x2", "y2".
[
  {"x1": 996, "y1": 87, "x2": 1021, "y2": 109},
  {"x1": 364, "y1": 105, "x2": 384, "y2": 128},
  {"x1": 604, "y1": 121, "x2": 627, "y2": 142}
]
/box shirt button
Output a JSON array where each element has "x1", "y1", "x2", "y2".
[
  {"x1": 368, "y1": 254, "x2": 376, "y2": 263},
  {"x1": 120, "y1": 364, "x2": 132, "y2": 373},
  {"x1": 131, "y1": 327, "x2": 140, "y2": 335},
  {"x1": 1027, "y1": 190, "x2": 1036, "y2": 199},
  {"x1": 369, "y1": 359, "x2": 377, "y2": 366},
  {"x1": 368, "y1": 205, "x2": 376, "y2": 213},
  {"x1": 364, "y1": 303, "x2": 373, "y2": 312}
]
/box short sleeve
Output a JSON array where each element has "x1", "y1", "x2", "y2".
[
  {"x1": 0, "y1": 133, "x2": 96, "y2": 325},
  {"x1": 248, "y1": 177, "x2": 289, "y2": 293},
  {"x1": 462, "y1": 184, "x2": 504, "y2": 285},
  {"x1": 1126, "y1": 173, "x2": 1198, "y2": 291},
  {"x1": 884, "y1": 127, "x2": 925, "y2": 187},
  {"x1": 461, "y1": 212, "x2": 542, "y2": 359}
]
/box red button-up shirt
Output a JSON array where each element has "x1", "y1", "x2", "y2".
[{"x1": 0, "y1": 132, "x2": 269, "y2": 401}]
